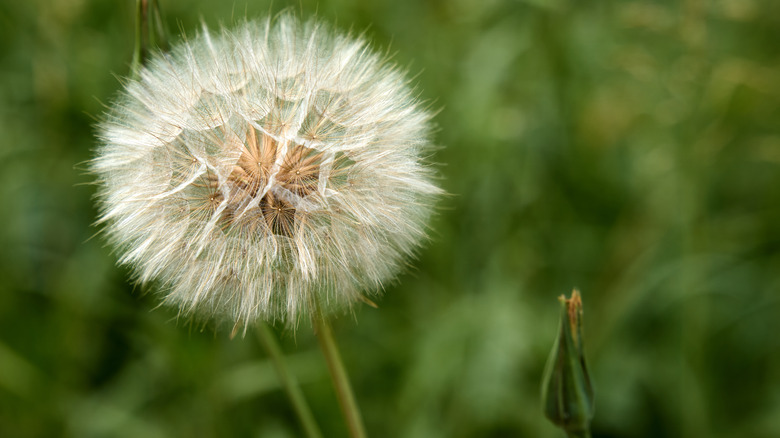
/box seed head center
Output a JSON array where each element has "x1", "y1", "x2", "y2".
[{"x1": 211, "y1": 125, "x2": 323, "y2": 236}]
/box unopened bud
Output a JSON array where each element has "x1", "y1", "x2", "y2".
[{"x1": 541, "y1": 290, "x2": 594, "y2": 436}]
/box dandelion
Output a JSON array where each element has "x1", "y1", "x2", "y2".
[{"x1": 92, "y1": 15, "x2": 441, "y2": 329}]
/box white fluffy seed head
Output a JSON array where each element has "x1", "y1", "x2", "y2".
[{"x1": 92, "y1": 15, "x2": 442, "y2": 328}]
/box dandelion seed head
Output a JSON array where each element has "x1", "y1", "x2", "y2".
[{"x1": 92, "y1": 15, "x2": 441, "y2": 327}]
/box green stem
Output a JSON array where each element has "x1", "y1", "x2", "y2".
[
  {"x1": 130, "y1": 0, "x2": 169, "y2": 79},
  {"x1": 314, "y1": 315, "x2": 367, "y2": 438},
  {"x1": 149, "y1": 0, "x2": 169, "y2": 52},
  {"x1": 257, "y1": 323, "x2": 323, "y2": 438},
  {"x1": 130, "y1": 0, "x2": 146, "y2": 79}
]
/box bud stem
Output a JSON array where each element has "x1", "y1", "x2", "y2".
[
  {"x1": 257, "y1": 323, "x2": 323, "y2": 438},
  {"x1": 314, "y1": 315, "x2": 368, "y2": 438}
]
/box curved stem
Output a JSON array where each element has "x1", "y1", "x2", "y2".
[
  {"x1": 257, "y1": 323, "x2": 323, "y2": 438},
  {"x1": 314, "y1": 315, "x2": 367, "y2": 438}
]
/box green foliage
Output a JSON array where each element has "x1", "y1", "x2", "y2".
[{"x1": 1, "y1": 0, "x2": 779, "y2": 437}]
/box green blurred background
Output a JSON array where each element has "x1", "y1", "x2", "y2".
[{"x1": 2, "y1": 0, "x2": 780, "y2": 436}]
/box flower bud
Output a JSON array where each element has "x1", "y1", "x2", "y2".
[{"x1": 541, "y1": 289, "x2": 594, "y2": 435}]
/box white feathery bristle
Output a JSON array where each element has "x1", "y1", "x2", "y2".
[{"x1": 92, "y1": 15, "x2": 442, "y2": 327}]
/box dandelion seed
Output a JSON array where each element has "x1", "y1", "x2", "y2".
[{"x1": 92, "y1": 15, "x2": 441, "y2": 328}]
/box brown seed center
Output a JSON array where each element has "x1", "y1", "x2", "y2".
[{"x1": 208, "y1": 125, "x2": 323, "y2": 236}]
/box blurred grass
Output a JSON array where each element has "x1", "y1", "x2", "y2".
[{"x1": 1, "y1": 0, "x2": 780, "y2": 437}]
